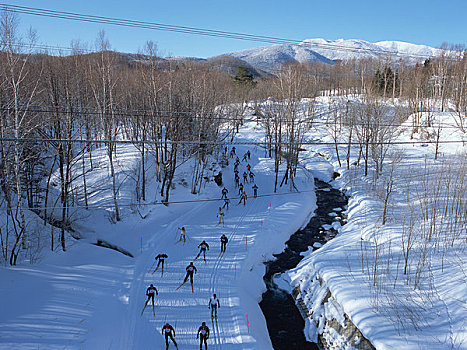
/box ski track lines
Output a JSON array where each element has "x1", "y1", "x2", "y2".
[{"x1": 124, "y1": 154, "x2": 264, "y2": 349}]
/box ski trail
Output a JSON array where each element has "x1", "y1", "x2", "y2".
[
  {"x1": 119, "y1": 200, "x2": 209, "y2": 350},
  {"x1": 120, "y1": 148, "x2": 271, "y2": 349},
  {"x1": 209, "y1": 200, "x2": 255, "y2": 349}
]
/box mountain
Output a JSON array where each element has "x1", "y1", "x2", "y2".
[{"x1": 218, "y1": 38, "x2": 442, "y2": 73}]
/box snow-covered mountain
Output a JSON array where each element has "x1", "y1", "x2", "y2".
[{"x1": 219, "y1": 38, "x2": 442, "y2": 73}]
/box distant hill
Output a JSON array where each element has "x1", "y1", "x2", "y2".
[
  {"x1": 216, "y1": 38, "x2": 442, "y2": 73},
  {"x1": 165, "y1": 55, "x2": 272, "y2": 79}
]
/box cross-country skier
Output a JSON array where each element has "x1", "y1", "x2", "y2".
[
  {"x1": 220, "y1": 234, "x2": 228, "y2": 253},
  {"x1": 238, "y1": 191, "x2": 247, "y2": 205},
  {"x1": 252, "y1": 184, "x2": 258, "y2": 198},
  {"x1": 221, "y1": 187, "x2": 228, "y2": 199},
  {"x1": 238, "y1": 183, "x2": 244, "y2": 195},
  {"x1": 243, "y1": 171, "x2": 248, "y2": 183},
  {"x1": 246, "y1": 163, "x2": 251, "y2": 172},
  {"x1": 197, "y1": 322, "x2": 210, "y2": 350},
  {"x1": 177, "y1": 262, "x2": 197, "y2": 292},
  {"x1": 141, "y1": 283, "x2": 158, "y2": 316},
  {"x1": 195, "y1": 240, "x2": 210, "y2": 261},
  {"x1": 222, "y1": 197, "x2": 230, "y2": 210},
  {"x1": 217, "y1": 207, "x2": 225, "y2": 226},
  {"x1": 249, "y1": 171, "x2": 255, "y2": 183},
  {"x1": 145, "y1": 284, "x2": 158, "y2": 307},
  {"x1": 153, "y1": 253, "x2": 168, "y2": 274},
  {"x1": 247, "y1": 150, "x2": 250, "y2": 159},
  {"x1": 234, "y1": 173, "x2": 240, "y2": 187},
  {"x1": 242, "y1": 153, "x2": 248, "y2": 162},
  {"x1": 162, "y1": 323, "x2": 178, "y2": 349},
  {"x1": 208, "y1": 294, "x2": 220, "y2": 318},
  {"x1": 177, "y1": 227, "x2": 186, "y2": 244}
]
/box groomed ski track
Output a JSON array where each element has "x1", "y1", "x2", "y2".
[{"x1": 119, "y1": 142, "x2": 317, "y2": 349}]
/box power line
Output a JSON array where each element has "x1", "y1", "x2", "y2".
[
  {"x1": 1, "y1": 4, "x2": 463, "y2": 62},
  {"x1": 5, "y1": 188, "x2": 318, "y2": 211},
  {"x1": 1, "y1": 105, "x2": 463, "y2": 130},
  {"x1": 0, "y1": 136, "x2": 464, "y2": 146}
]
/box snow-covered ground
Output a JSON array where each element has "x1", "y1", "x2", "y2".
[
  {"x1": 0, "y1": 119, "x2": 320, "y2": 349},
  {"x1": 287, "y1": 99, "x2": 467, "y2": 350},
  {"x1": 0, "y1": 96, "x2": 465, "y2": 350}
]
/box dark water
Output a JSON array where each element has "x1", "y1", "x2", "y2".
[{"x1": 259, "y1": 179, "x2": 348, "y2": 350}]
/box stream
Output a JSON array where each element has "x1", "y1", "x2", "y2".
[{"x1": 259, "y1": 179, "x2": 348, "y2": 349}]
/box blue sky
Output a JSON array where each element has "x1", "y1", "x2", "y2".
[{"x1": 1, "y1": 0, "x2": 466, "y2": 57}]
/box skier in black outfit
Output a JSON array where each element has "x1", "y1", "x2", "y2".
[
  {"x1": 221, "y1": 187, "x2": 228, "y2": 199},
  {"x1": 183, "y1": 262, "x2": 197, "y2": 285},
  {"x1": 220, "y1": 234, "x2": 228, "y2": 253},
  {"x1": 162, "y1": 323, "x2": 178, "y2": 349},
  {"x1": 195, "y1": 240, "x2": 210, "y2": 261},
  {"x1": 197, "y1": 322, "x2": 210, "y2": 350},
  {"x1": 252, "y1": 184, "x2": 258, "y2": 198},
  {"x1": 143, "y1": 284, "x2": 158, "y2": 310},
  {"x1": 238, "y1": 183, "x2": 244, "y2": 195},
  {"x1": 222, "y1": 197, "x2": 230, "y2": 209},
  {"x1": 154, "y1": 253, "x2": 168, "y2": 273}
]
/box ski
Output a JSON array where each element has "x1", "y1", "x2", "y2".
[
  {"x1": 140, "y1": 303, "x2": 148, "y2": 316},
  {"x1": 175, "y1": 281, "x2": 187, "y2": 291},
  {"x1": 152, "y1": 265, "x2": 159, "y2": 274}
]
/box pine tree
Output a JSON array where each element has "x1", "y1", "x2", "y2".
[{"x1": 233, "y1": 66, "x2": 256, "y2": 86}]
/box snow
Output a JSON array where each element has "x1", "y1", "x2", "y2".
[
  {"x1": 223, "y1": 38, "x2": 443, "y2": 73},
  {"x1": 0, "y1": 95, "x2": 465, "y2": 350},
  {"x1": 0, "y1": 118, "x2": 319, "y2": 349},
  {"x1": 287, "y1": 98, "x2": 467, "y2": 349}
]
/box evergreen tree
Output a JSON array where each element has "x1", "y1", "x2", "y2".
[{"x1": 233, "y1": 66, "x2": 256, "y2": 86}]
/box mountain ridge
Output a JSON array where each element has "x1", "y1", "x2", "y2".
[{"x1": 214, "y1": 38, "x2": 442, "y2": 73}]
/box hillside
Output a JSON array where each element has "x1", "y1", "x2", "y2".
[{"x1": 221, "y1": 38, "x2": 442, "y2": 72}]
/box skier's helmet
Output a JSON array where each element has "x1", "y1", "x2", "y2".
[{"x1": 202, "y1": 322, "x2": 206, "y2": 326}]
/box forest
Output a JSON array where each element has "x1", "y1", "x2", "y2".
[{"x1": 0, "y1": 10, "x2": 466, "y2": 268}]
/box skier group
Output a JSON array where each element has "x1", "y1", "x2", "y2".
[
  {"x1": 142, "y1": 147, "x2": 257, "y2": 349},
  {"x1": 145, "y1": 234, "x2": 227, "y2": 349},
  {"x1": 224, "y1": 147, "x2": 259, "y2": 207}
]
